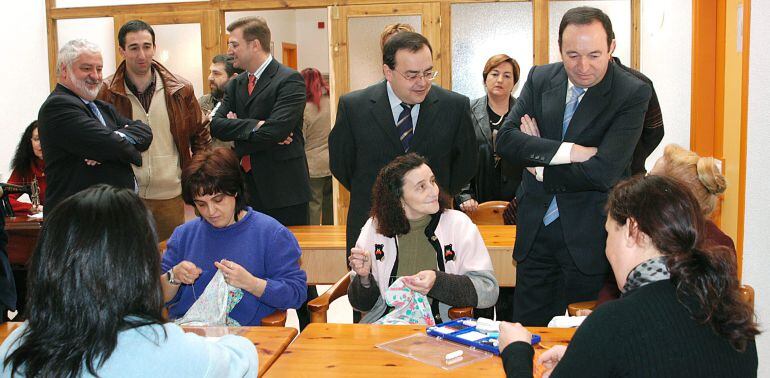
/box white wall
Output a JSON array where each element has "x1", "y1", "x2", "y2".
[
  {"x1": 0, "y1": 1, "x2": 50, "y2": 180},
  {"x1": 743, "y1": 1, "x2": 770, "y2": 373},
  {"x1": 640, "y1": 0, "x2": 692, "y2": 171},
  {"x1": 295, "y1": 8, "x2": 330, "y2": 74},
  {"x1": 226, "y1": 10, "x2": 297, "y2": 67}
]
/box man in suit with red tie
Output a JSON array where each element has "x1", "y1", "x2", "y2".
[
  {"x1": 497, "y1": 7, "x2": 652, "y2": 326},
  {"x1": 210, "y1": 16, "x2": 310, "y2": 226},
  {"x1": 210, "y1": 16, "x2": 313, "y2": 329}
]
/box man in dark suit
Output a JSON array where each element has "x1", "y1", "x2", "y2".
[
  {"x1": 210, "y1": 16, "x2": 310, "y2": 227},
  {"x1": 329, "y1": 31, "x2": 477, "y2": 257},
  {"x1": 497, "y1": 7, "x2": 652, "y2": 326},
  {"x1": 39, "y1": 39, "x2": 153, "y2": 213}
]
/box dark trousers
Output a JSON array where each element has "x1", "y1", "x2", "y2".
[{"x1": 512, "y1": 218, "x2": 606, "y2": 326}]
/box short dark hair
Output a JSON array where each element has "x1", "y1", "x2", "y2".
[
  {"x1": 5, "y1": 184, "x2": 165, "y2": 377},
  {"x1": 382, "y1": 31, "x2": 433, "y2": 70},
  {"x1": 558, "y1": 6, "x2": 614, "y2": 51},
  {"x1": 181, "y1": 148, "x2": 248, "y2": 219},
  {"x1": 212, "y1": 54, "x2": 244, "y2": 78},
  {"x1": 227, "y1": 16, "x2": 271, "y2": 53},
  {"x1": 370, "y1": 153, "x2": 450, "y2": 237},
  {"x1": 118, "y1": 20, "x2": 156, "y2": 49}
]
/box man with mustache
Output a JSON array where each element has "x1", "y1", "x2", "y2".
[
  {"x1": 198, "y1": 54, "x2": 243, "y2": 149},
  {"x1": 38, "y1": 39, "x2": 153, "y2": 213},
  {"x1": 98, "y1": 20, "x2": 210, "y2": 242}
]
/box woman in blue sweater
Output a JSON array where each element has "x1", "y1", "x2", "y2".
[{"x1": 161, "y1": 148, "x2": 307, "y2": 326}]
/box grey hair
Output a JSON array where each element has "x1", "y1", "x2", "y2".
[{"x1": 56, "y1": 39, "x2": 101, "y2": 77}]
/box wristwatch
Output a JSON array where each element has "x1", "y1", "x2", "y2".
[{"x1": 166, "y1": 269, "x2": 180, "y2": 286}]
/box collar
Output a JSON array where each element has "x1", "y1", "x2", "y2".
[
  {"x1": 566, "y1": 80, "x2": 587, "y2": 102},
  {"x1": 250, "y1": 55, "x2": 273, "y2": 80},
  {"x1": 124, "y1": 66, "x2": 157, "y2": 96},
  {"x1": 622, "y1": 256, "x2": 670, "y2": 294}
]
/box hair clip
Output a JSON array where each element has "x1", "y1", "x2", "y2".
[
  {"x1": 444, "y1": 244, "x2": 455, "y2": 261},
  {"x1": 374, "y1": 244, "x2": 385, "y2": 261}
]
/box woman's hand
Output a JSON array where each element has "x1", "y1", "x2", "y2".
[
  {"x1": 30, "y1": 205, "x2": 43, "y2": 215},
  {"x1": 214, "y1": 259, "x2": 267, "y2": 297},
  {"x1": 348, "y1": 247, "x2": 372, "y2": 277},
  {"x1": 402, "y1": 270, "x2": 436, "y2": 295},
  {"x1": 498, "y1": 322, "x2": 532, "y2": 352},
  {"x1": 538, "y1": 345, "x2": 567, "y2": 378},
  {"x1": 173, "y1": 261, "x2": 202, "y2": 285},
  {"x1": 459, "y1": 198, "x2": 479, "y2": 213}
]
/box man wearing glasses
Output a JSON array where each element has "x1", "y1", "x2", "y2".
[{"x1": 329, "y1": 31, "x2": 477, "y2": 265}]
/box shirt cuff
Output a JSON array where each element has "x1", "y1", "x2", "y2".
[
  {"x1": 114, "y1": 131, "x2": 137, "y2": 145},
  {"x1": 535, "y1": 167, "x2": 544, "y2": 182},
  {"x1": 550, "y1": 142, "x2": 574, "y2": 165}
]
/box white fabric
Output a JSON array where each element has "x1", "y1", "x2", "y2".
[{"x1": 353, "y1": 209, "x2": 494, "y2": 298}]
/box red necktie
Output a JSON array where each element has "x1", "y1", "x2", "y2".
[
  {"x1": 241, "y1": 74, "x2": 257, "y2": 172},
  {"x1": 248, "y1": 74, "x2": 256, "y2": 95}
]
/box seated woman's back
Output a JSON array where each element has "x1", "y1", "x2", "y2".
[{"x1": 0, "y1": 185, "x2": 258, "y2": 377}]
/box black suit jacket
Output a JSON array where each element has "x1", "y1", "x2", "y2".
[
  {"x1": 210, "y1": 59, "x2": 311, "y2": 209},
  {"x1": 497, "y1": 63, "x2": 651, "y2": 274},
  {"x1": 329, "y1": 81, "x2": 478, "y2": 251},
  {"x1": 38, "y1": 84, "x2": 153, "y2": 212},
  {"x1": 0, "y1": 216, "x2": 15, "y2": 311}
]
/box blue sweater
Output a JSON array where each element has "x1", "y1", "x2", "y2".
[
  {"x1": 0, "y1": 321, "x2": 258, "y2": 377},
  {"x1": 162, "y1": 208, "x2": 307, "y2": 325}
]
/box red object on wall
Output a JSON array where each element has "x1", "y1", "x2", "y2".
[{"x1": 318, "y1": 21, "x2": 325, "y2": 29}]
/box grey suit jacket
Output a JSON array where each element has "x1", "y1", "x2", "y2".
[{"x1": 497, "y1": 63, "x2": 651, "y2": 274}]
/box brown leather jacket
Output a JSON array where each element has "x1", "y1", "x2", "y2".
[{"x1": 97, "y1": 60, "x2": 210, "y2": 169}]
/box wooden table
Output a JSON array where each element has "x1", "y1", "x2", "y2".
[
  {"x1": 264, "y1": 323, "x2": 574, "y2": 377},
  {"x1": 290, "y1": 225, "x2": 517, "y2": 286},
  {"x1": 0, "y1": 322, "x2": 297, "y2": 377},
  {"x1": 3, "y1": 216, "x2": 42, "y2": 265}
]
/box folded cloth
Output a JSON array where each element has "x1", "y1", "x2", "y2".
[
  {"x1": 547, "y1": 315, "x2": 587, "y2": 328},
  {"x1": 374, "y1": 278, "x2": 436, "y2": 325}
]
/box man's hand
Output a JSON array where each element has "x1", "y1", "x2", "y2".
[
  {"x1": 84, "y1": 159, "x2": 101, "y2": 166},
  {"x1": 520, "y1": 115, "x2": 541, "y2": 137},
  {"x1": 402, "y1": 270, "x2": 437, "y2": 295},
  {"x1": 570, "y1": 144, "x2": 598, "y2": 163},
  {"x1": 279, "y1": 132, "x2": 294, "y2": 145},
  {"x1": 227, "y1": 111, "x2": 238, "y2": 119},
  {"x1": 459, "y1": 198, "x2": 479, "y2": 213}
]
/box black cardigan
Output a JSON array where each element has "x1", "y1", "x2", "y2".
[{"x1": 502, "y1": 280, "x2": 758, "y2": 377}]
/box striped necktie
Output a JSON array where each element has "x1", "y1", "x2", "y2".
[
  {"x1": 86, "y1": 102, "x2": 106, "y2": 126},
  {"x1": 543, "y1": 86, "x2": 585, "y2": 226},
  {"x1": 397, "y1": 103, "x2": 414, "y2": 152}
]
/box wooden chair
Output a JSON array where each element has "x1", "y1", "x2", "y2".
[
  {"x1": 308, "y1": 273, "x2": 473, "y2": 323},
  {"x1": 468, "y1": 201, "x2": 509, "y2": 225},
  {"x1": 568, "y1": 284, "x2": 756, "y2": 316},
  {"x1": 157, "y1": 240, "x2": 287, "y2": 327}
]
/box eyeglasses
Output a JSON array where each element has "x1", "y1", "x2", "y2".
[{"x1": 395, "y1": 70, "x2": 439, "y2": 82}]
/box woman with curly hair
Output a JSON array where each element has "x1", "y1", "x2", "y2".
[
  {"x1": 7, "y1": 121, "x2": 45, "y2": 215},
  {"x1": 347, "y1": 153, "x2": 499, "y2": 323},
  {"x1": 498, "y1": 175, "x2": 758, "y2": 377}
]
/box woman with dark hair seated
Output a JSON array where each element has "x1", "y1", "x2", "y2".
[
  {"x1": 161, "y1": 148, "x2": 307, "y2": 326},
  {"x1": 7, "y1": 121, "x2": 45, "y2": 215},
  {"x1": 347, "y1": 153, "x2": 498, "y2": 323},
  {"x1": 498, "y1": 175, "x2": 758, "y2": 377},
  {"x1": 0, "y1": 185, "x2": 258, "y2": 376}
]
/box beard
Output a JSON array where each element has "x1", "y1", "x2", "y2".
[
  {"x1": 210, "y1": 83, "x2": 224, "y2": 100},
  {"x1": 73, "y1": 76, "x2": 101, "y2": 101}
]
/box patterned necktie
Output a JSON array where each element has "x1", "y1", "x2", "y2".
[
  {"x1": 543, "y1": 86, "x2": 586, "y2": 226},
  {"x1": 86, "y1": 102, "x2": 106, "y2": 126},
  {"x1": 248, "y1": 74, "x2": 256, "y2": 95},
  {"x1": 397, "y1": 103, "x2": 414, "y2": 152}
]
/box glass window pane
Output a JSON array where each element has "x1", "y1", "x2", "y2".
[
  {"x1": 347, "y1": 15, "x2": 422, "y2": 92},
  {"x1": 451, "y1": 2, "x2": 534, "y2": 99},
  {"x1": 57, "y1": 18, "x2": 116, "y2": 76},
  {"x1": 57, "y1": 0, "x2": 206, "y2": 8},
  {"x1": 152, "y1": 23, "x2": 203, "y2": 98},
  {"x1": 549, "y1": 0, "x2": 631, "y2": 64}
]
